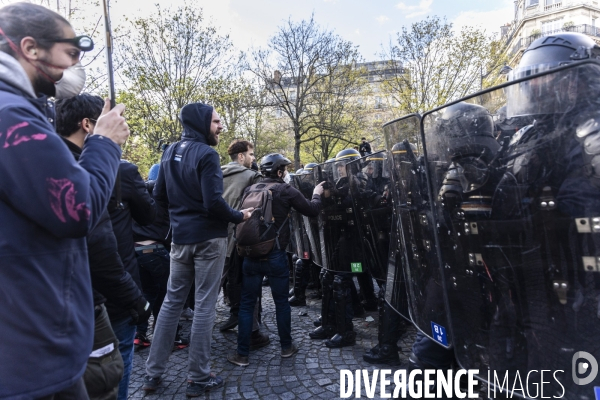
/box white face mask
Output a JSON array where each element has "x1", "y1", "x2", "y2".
[
  {"x1": 283, "y1": 171, "x2": 291, "y2": 184},
  {"x1": 54, "y1": 62, "x2": 86, "y2": 100}
]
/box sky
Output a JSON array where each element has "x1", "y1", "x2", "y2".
[{"x1": 103, "y1": 0, "x2": 515, "y2": 60}]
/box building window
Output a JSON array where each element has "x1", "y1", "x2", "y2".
[
  {"x1": 527, "y1": 0, "x2": 538, "y2": 6},
  {"x1": 374, "y1": 96, "x2": 382, "y2": 109},
  {"x1": 274, "y1": 108, "x2": 282, "y2": 118},
  {"x1": 542, "y1": 18, "x2": 563, "y2": 34},
  {"x1": 289, "y1": 90, "x2": 296, "y2": 101}
]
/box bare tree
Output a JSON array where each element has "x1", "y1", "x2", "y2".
[{"x1": 249, "y1": 15, "x2": 364, "y2": 169}]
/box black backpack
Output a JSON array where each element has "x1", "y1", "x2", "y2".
[{"x1": 235, "y1": 182, "x2": 288, "y2": 258}]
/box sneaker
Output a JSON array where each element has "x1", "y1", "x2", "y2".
[
  {"x1": 281, "y1": 343, "x2": 299, "y2": 358},
  {"x1": 227, "y1": 351, "x2": 249, "y2": 366},
  {"x1": 174, "y1": 324, "x2": 189, "y2": 349},
  {"x1": 134, "y1": 332, "x2": 151, "y2": 348},
  {"x1": 186, "y1": 374, "x2": 224, "y2": 397},
  {"x1": 142, "y1": 375, "x2": 161, "y2": 392},
  {"x1": 249, "y1": 330, "x2": 271, "y2": 351},
  {"x1": 180, "y1": 307, "x2": 194, "y2": 321}
]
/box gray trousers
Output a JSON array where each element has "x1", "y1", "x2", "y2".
[{"x1": 146, "y1": 238, "x2": 226, "y2": 382}]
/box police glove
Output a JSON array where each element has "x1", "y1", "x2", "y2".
[{"x1": 129, "y1": 296, "x2": 151, "y2": 325}]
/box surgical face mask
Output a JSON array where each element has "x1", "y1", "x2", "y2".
[
  {"x1": 54, "y1": 62, "x2": 86, "y2": 99},
  {"x1": 283, "y1": 171, "x2": 291, "y2": 184}
]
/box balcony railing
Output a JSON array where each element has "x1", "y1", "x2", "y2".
[
  {"x1": 509, "y1": 23, "x2": 600, "y2": 55},
  {"x1": 544, "y1": 2, "x2": 562, "y2": 11}
]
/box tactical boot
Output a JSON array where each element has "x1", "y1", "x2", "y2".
[
  {"x1": 288, "y1": 294, "x2": 306, "y2": 307},
  {"x1": 364, "y1": 344, "x2": 380, "y2": 357},
  {"x1": 313, "y1": 316, "x2": 322, "y2": 327},
  {"x1": 362, "y1": 344, "x2": 400, "y2": 365},
  {"x1": 219, "y1": 313, "x2": 238, "y2": 332},
  {"x1": 309, "y1": 325, "x2": 335, "y2": 340},
  {"x1": 325, "y1": 331, "x2": 356, "y2": 348}
]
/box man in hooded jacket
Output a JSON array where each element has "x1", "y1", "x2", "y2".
[{"x1": 143, "y1": 103, "x2": 252, "y2": 397}]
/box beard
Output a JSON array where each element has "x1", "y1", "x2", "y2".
[{"x1": 207, "y1": 130, "x2": 219, "y2": 146}]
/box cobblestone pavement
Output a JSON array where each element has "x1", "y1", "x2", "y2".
[{"x1": 129, "y1": 281, "x2": 417, "y2": 400}]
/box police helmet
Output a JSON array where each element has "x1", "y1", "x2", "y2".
[
  {"x1": 304, "y1": 162, "x2": 318, "y2": 172},
  {"x1": 439, "y1": 102, "x2": 499, "y2": 160},
  {"x1": 260, "y1": 153, "x2": 291, "y2": 176},
  {"x1": 507, "y1": 33, "x2": 600, "y2": 117},
  {"x1": 295, "y1": 168, "x2": 304, "y2": 174}
]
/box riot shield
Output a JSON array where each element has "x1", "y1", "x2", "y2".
[
  {"x1": 315, "y1": 160, "x2": 368, "y2": 273},
  {"x1": 422, "y1": 61, "x2": 600, "y2": 398},
  {"x1": 292, "y1": 173, "x2": 322, "y2": 266},
  {"x1": 288, "y1": 175, "x2": 311, "y2": 261},
  {"x1": 383, "y1": 114, "x2": 452, "y2": 348},
  {"x1": 347, "y1": 151, "x2": 393, "y2": 283}
]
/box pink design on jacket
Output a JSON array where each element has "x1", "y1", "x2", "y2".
[{"x1": 47, "y1": 177, "x2": 89, "y2": 222}]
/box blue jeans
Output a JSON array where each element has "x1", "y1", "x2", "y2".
[
  {"x1": 237, "y1": 249, "x2": 291, "y2": 356},
  {"x1": 110, "y1": 316, "x2": 136, "y2": 400},
  {"x1": 146, "y1": 238, "x2": 227, "y2": 382},
  {"x1": 136, "y1": 247, "x2": 170, "y2": 335}
]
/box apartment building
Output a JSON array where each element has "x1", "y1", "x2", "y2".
[{"x1": 501, "y1": 0, "x2": 600, "y2": 64}]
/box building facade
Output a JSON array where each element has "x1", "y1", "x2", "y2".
[{"x1": 502, "y1": 0, "x2": 600, "y2": 64}]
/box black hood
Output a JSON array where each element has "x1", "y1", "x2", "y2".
[{"x1": 180, "y1": 102, "x2": 214, "y2": 140}]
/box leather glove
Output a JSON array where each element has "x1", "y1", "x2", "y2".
[{"x1": 129, "y1": 296, "x2": 151, "y2": 325}]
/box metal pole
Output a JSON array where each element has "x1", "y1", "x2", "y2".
[{"x1": 101, "y1": 0, "x2": 123, "y2": 209}]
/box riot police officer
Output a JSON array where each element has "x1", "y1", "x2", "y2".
[{"x1": 309, "y1": 149, "x2": 366, "y2": 348}]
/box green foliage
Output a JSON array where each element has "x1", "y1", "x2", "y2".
[
  {"x1": 381, "y1": 16, "x2": 508, "y2": 116},
  {"x1": 117, "y1": 2, "x2": 235, "y2": 146}
]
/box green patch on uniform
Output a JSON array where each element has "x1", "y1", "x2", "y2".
[{"x1": 350, "y1": 262, "x2": 363, "y2": 273}]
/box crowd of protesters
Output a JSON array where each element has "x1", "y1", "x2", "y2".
[{"x1": 0, "y1": 3, "x2": 352, "y2": 399}]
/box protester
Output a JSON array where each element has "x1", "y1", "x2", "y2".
[
  {"x1": 219, "y1": 139, "x2": 271, "y2": 348},
  {"x1": 359, "y1": 137, "x2": 372, "y2": 157},
  {"x1": 105, "y1": 152, "x2": 156, "y2": 400},
  {"x1": 0, "y1": 3, "x2": 129, "y2": 398},
  {"x1": 133, "y1": 163, "x2": 189, "y2": 350},
  {"x1": 227, "y1": 153, "x2": 324, "y2": 367},
  {"x1": 56, "y1": 93, "x2": 153, "y2": 400},
  {"x1": 143, "y1": 103, "x2": 252, "y2": 397}
]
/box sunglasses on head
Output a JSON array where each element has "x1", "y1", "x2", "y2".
[{"x1": 42, "y1": 35, "x2": 94, "y2": 51}]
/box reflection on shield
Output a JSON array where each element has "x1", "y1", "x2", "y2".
[
  {"x1": 423, "y1": 61, "x2": 600, "y2": 398},
  {"x1": 292, "y1": 173, "x2": 322, "y2": 266},
  {"x1": 383, "y1": 114, "x2": 452, "y2": 348},
  {"x1": 346, "y1": 150, "x2": 393, "y2": 283},
  {"x1": 314, "y1": 161, "x2": 369, "y2": 273}
]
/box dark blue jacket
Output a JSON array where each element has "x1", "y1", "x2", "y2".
[
  {"x1": 0, "y1": 54, "x2": 121, "y2": 399},
  {"x1": 153, "y1": 103, "x2": 243, "y2": 244},
  {"x1": 108, "y1": 161, "x2": 156, "y2": 295}
]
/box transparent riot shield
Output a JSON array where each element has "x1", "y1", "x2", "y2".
[
  {"x1": 383, "y1": 114, "x2": 452, "y2": 348},
  {"x1": 347, "y1": 151, "x2": 393, "y2": 283},
  {"x1": 422, "y1": 61, "x2": 600, "y2": 398},
  {"x1": 288, "y1": 174, "x2": 311, "y2": 261},
  {"x1": 314, "y1": 160, "x2": 367, "y2": 273},
  {"x1": 293, "y1": 173, "x2": 322, "y2": 266}
]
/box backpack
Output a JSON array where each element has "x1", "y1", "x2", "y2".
[{"x1": 235, "y1": 182, "x2": 289, "y2": 258}]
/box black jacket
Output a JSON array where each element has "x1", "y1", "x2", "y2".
[
  {"x1": 153, "y1": 103, "x2": 243, "y2": 245},
  {"x1": 244, "y1": 178, "x2": 322, "y2": 251},
  {"x1": 63, "y1": 139, "x2": 143, "y2": 319},
  {"x1": 109, "y1": 161, "x2": 156, "y2": 292},
  {"x1": 133, "y1": 180, "x2": 171, "y2": 247}
]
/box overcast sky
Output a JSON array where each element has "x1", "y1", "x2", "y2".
[{"x1": 105, "y1": 0, "x2": 515, "y2": 60}]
